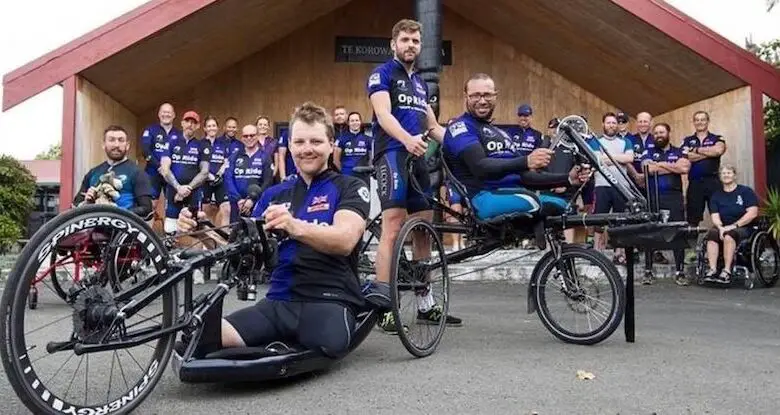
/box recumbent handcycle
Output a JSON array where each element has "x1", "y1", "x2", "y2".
[
  {"x1": 380, "y1": 115, "x2": 707, "y2": 354},
  {"x1": 0, "y1": 200, "x2": 423, "y2": 414}
]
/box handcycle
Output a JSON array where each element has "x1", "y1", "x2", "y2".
[
  {"x1": 384, "y1": 115, "x2": 705, "y2": 351},
  {"x1": 0, "y1": 203, "x2": 416, "y2": 414}
]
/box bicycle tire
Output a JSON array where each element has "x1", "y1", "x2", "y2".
[
  {"x1": 0, "y1": 205, "x2": 176, "y2": 414},
  {"x1": 533, "y1": 245, "x2": 625, "y2": 345}
]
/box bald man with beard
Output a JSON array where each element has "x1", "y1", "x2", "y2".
[{"x1": 626, "y1": 112, "x2": 654, "y2": 186}]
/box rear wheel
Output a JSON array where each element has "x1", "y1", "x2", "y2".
[
  {"x1": 389, "y1": 218, "x2": 449, "y2": 357},
  {"x1": 533, "y1": 245, "x2": 625, "y2": 345},
  {"x1": 752, "y1": 232, "x2": 780, "y2": 287},
  {"x1": 1, "y1": 205, "x2": 175, "y2": 415}
]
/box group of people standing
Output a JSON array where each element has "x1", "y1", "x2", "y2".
[{"x1": 135, "y1": 103, "x2": 374, "y2": 238}]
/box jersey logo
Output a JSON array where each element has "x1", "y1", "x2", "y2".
[
  {"x1": 143, "y1": 130, "x2": 150, "y2": 137},
  {"x1": 203, "y1": 147, "x2": 211, "y2": 155},
  {"x1": 358, "y1": 186, "x2": 370, "y2": 203},
  {"x1": 482, "y1": 126, "x2": 497, "y2": 138},
  {"x1": 173, "y1": 146, "x2": 181, "y2": 152},
  {"x1": 235, "y1": 158, "x2": 244, "y2": 166},
  {"x1": 737, "y1": 195, "x2": 743, "y2": 206},
  {"x1": 448, "y1": 121, "x2": 468, "y2": 137},
  {"x1": 396, "y1": 80, "x2": 408, "y2": 90},
  {"x1": 368, "y1": 73, "x2": 381, "y2": 87},
  {"x1": 307, "y1": 195, "x2": 330, "y2": 213}
]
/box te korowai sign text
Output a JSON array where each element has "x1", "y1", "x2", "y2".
[{"x1": 335, "y1": 36, "x2": 453, "y2": 65}]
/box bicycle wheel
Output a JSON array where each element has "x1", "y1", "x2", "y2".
[
  {"x1": 389, "y1": 217, "x2": 449, "y2": 357},
  {"x1": 752, "y1": 232, "x2": 780, "y2": 287},
  {"x1": 533, "y1": 245, "x2": 625, "y2": 345},
  {"x1": 1, "y1": 205, "x2": 176, "y2": 414}
]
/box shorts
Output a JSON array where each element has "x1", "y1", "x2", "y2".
[
  {"x1": 202, "y1": 182, "x2": 228, "y2": 205},
  {"x1": 594, "y1": 186, "x2": 626, "y2": 215},
  {"x1": 164, "y1": 186, "x2": 203, "y2": 219},
  {"x1": 225, "y1": 299, "x2": 355, "y2": 358},
  {"x1": 705, "y1": 226, "x2": 752, "y2": 246},
  {"x1": 471, "y1": 188, "x2": 567, "y2": 221},
  {"x1": 146, "y1": 171, "x2": 166, "y2": 200},
  {"x1": 374, "y1": 150, "x2": 431, "y2": 213},
  {"x1": 581, "y1": 180, "x2": 595, "y2": 205},
  {"x1": 686, "y1": 176, "x2": 721, "y2": 225}
]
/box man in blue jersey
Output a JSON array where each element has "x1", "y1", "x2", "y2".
[
  {"x1": 176, "y1": 102, "x2": 370, "y2": 358},
  {"x1": 222, "y1": 117, "x2": 243, "y2": 156},
  {"x1": 74, "y1": 125, "x2": 153, "y2": 220},
  {"x1": 367, "y1": 18, "x2": 457, "y2": 332},
  {"x1": 683, "y1": 111, "x2": 727, "y2": 227},
  {"x1": 640, "y1": 123, "x2": 691, "y2": 285},
  {"x1": 506, "y1": 104, "x2": 543, "y2": 156},
  {"x1": 159, "y1": 110, "x2": 210, "y2": 236},
  {"x1": 225, "y1": 124, "x2": 274, "y2": 223},
  {"x1": 140, "y1": 103, "x2": 182, "y2": 222}
]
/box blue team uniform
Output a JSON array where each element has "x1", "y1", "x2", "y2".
[
  {"x1": 141, "y1": 124, "x2": 181, "y2": 198},
  {"x1": 164, "y1": 136, "x2": 207, "y2": 219},
  {"x1": 336, "y1": 131, "x2": 373, "y2": 182},
  {"x1": 225, "y1": 148, "x2": 273, "y2": 222}
]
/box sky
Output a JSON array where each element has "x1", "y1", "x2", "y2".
[{"x1": 0, "y1": 0, "x2": 779, "y2": 160}]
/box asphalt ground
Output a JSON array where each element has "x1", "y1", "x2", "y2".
[{"x1": 1, "y1": 280, "x2": 778, "y2": 414}]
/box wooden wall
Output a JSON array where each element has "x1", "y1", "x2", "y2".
[
  {"x1": 655, "y1": 86, "x2": 754, "y2": 187},
  {"x1": 74, "y1": 77, "x2": 139, "y2": 190},
  {"x1": 138, "y1": 0, "x2": 614, "y2": 134}
]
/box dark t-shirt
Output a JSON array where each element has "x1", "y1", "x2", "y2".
[
  {"x1": 74, "y1": 159, "x2": 151, "y2": 209},
  {"x1": 252, "y1": 170, "x2": 370, "y2": 308},
  {"x1": 709, "y1": 184, "x2": 758, "y2": 226}
]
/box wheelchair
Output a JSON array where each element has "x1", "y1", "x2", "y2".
[
  {"x1": 693, "y1": 217, "x2": 780, "y2": 289},
  {"x1": 0, "y1": 204, "x2": 415, "y2": 415}
]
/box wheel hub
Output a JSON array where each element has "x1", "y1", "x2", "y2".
[{"x1": 72, "y1": 285, "x2": 118, "y2": 342}]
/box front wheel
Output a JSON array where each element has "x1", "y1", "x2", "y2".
[
  {"x1": 532, "y1": 245, "x2": 625, "y2": 345},
  {"x1": 389, "y1": 218, "x2": 449, "y2": 358},
  {"x1": 0, "y1": 205, "x2": 175, "y2": 414}
]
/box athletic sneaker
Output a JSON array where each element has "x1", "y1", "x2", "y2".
[
  {"x1": 641, "y1": 270, "x2": 654, "y2": 285},
  {"x1": 377, "y1": 311, "x2": 406, "y2": 335},
  {"x1": 713, "y1": 269, "x2": 732, "y2": 284},
  {"x1": 702, "y1": 268, "x2": 718, "y2": 282},
  {"x1": 674, "y1": 271, "x2": 689, "y2": 286},
  {"x1": 417, "y1": 304, "x2": 463, "y2": 327}
]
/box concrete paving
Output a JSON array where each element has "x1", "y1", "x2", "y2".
[{"x1": 1, "y1": 280, "x2": 779, "y2": 414}]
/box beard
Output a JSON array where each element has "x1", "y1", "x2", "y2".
[
  {"x1": 654, "y1": 137, "x2": 669, "y2": 148},
  {"x1": 395, "y1": 48, "x2": 417, "y2": 64},
  {"x1": 467, "y1": 103, "x2": 495, "y2": 121},
  {"x1": 106, "y1": 149, "x2": 126, "y2": 161}
]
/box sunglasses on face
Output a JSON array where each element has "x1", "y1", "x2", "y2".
[{"x1": 242, "y1": 134, "x2": 257, "y2": 138}]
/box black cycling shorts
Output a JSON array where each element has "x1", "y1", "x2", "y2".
[
  {"x1": 686, "y1": 176, "x2": 721, "y2": 225},
  {"x1": 202, "y1": 182, "x2": 228, "y2": 205},
  {"x1": 649, "y1": 191, "x2": 685, "y2": 223},
  {"x1": 374, "y1": 150, "x2": 431, "y2": 213},
  {"x1": 225, "y1": 300, "x2": 355, "y2": 358},
  {"x1": 705, "y1": 226, "x2": 752, "y2": 246},
  {"x1": 148, "y1": 172, "x2": 166, "y2": 200},
  {"x1": 594, "y1": 186, "x2": 626, "y2": 215}
]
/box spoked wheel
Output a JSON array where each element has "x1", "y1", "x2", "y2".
[
  {"x1": 389, "y1": 218, "x2": 449, "y2": 358},
  {"x1": 532, "y1": 245, "x2": 625, "y2": 345},
  {"x1": 752, "y1": 232, "x2": 780, "y2": 287},
  {"x1": 0, "y1": 205, "x2": 176, "y2": 414}
]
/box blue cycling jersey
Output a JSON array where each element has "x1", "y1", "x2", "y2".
[{"x1": 141, "y1": 124, "x2": 181, "y2": 174}]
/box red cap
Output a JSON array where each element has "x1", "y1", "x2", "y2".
[{"x1": 182, "y1": 110, "x2": 200, "y2": 123}]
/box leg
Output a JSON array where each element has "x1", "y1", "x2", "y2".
[
  {"x1": 376, "y1": 208, "x2": 406, "y2": 284},
  {"x1": 297, "y1": 302, "x2": 355, "y2": 358},
  {"x1": 722, "y1": 234, "x2": 737, "y2": 272},
  {"x1": 218, "y1": 201, "x2": 231, "y2": 227},
  {"x1": 222, "y1": 299, "x2": 287, "y2": 348}
]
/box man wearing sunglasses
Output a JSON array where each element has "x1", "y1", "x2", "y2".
[{"x1": 225, "y1": 124, "x2": 274, "y2": 223}]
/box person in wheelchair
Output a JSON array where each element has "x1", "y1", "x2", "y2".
[
  {"x1": 702, "y1": 164, "x2": 759, "y2": 284},
  {"x1": 177, "y1": 102, "x2": 371, "y2": 358},
  {"x1": 73, "y1": 125, "x2": 153, "y2": 221},
  {"x1": 442, "y1": 73, "x2": 590, "y2": 221}
]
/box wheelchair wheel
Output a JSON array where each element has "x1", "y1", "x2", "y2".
[
  {"x1": 0, "y1": 205, "x2": 176, "y2": 415},
  {"x1": 751, "y1": 232, "x2": 780, "y2": 287},
  {"x1": 389, "y1": 217, "x2": 449, "y2": 358},
  {"x1": 532, "y1": 245, "x2": 625, "y2": 345}
]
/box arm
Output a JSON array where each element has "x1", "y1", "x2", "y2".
[
  {"x1": 710, "y1": 212, "x2": 724, "y2": 228},
  {"x1": 732, "y1": 207, "x2": 759, "y2": 228},
  {"x1": 425, "y1": 106, "x2": 445, "y2": 144},
  {"x1": 370, "y1": 91, "x2": 415, "y2": 146},
  {"x1": 646, "y1": 158, "x2": 690, "y2": 175},
  {"x1": 698, "y1": 141, "x2": 726, "y2": 157},
  {"x1": 72, "y1": 174, "x2": 92, "y2": 206},
  {"x1": 187, "y1": 161, "x2": 210, "y2": 189},
  {"x1": 610, "y1": 151, "x2": 635, "y2": 164},
  {"x1": 333, "y1": 147, "x2": 343, "y2": 170},
  {"x1": 460, "y1": 143, "x2": 529, "y2": 180},
  {"x1": 159, "y1": 157, "x2": 180, "y2": 189},
  {"x1": 224, "y1": 158, "x2": 240, "y2": 202},
  {"x1": 140, "y1": 129, "x2": 158, "y2": 169},
  {"x1": 130, "y1": 196, "x2": 153, "y2": 219},
  {"x1": 289, "y1": 210, "x2": 366, "y2": 256}
]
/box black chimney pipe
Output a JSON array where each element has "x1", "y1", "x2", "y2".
[{"x1": 415, "y1": 0, "x2": 442, "y2": 120}]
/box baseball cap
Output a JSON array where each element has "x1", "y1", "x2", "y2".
[
  {"x1": 517, "y1": 104, "x2": 533, "y2": 116},
  {"x1": 616, "y1": 111, "x2": 629, "y2": 123},
  {"x1": 182, "y1": 110, "x2": 200, "y2": 123}
]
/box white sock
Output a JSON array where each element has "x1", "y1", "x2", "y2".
[
  {"x1": 164, "y1": 218, "x2": 178, "y2": 234},
  {"x1": 417, "y1": 290, "x2": 435, "y2": 313}
]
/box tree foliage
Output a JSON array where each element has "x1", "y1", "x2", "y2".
[
  {"x1": 0, "y1": 155, "x2": 36, "y2": 253},
  {"x1": 746, "y1": 38, "x2": 780, "y2": 146},
  {"x1": 35, "y1": 142, "x2": 62, "y2": 160}
]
